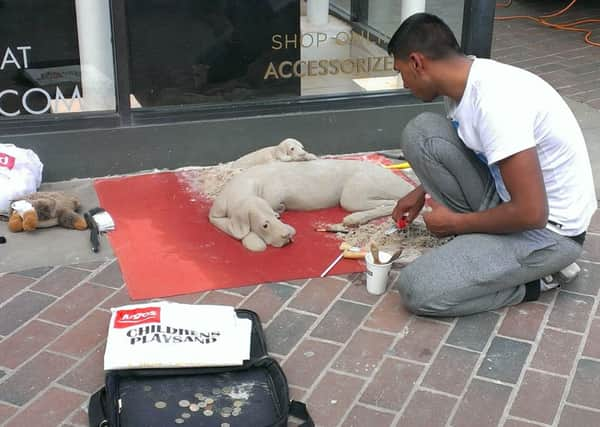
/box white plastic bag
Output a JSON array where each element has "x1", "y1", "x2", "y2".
[
  {"x1": 104, "y1": 302, "x2": 251, "y2": 370},
  {"x1": 0, "y1": 144, "x2": 43, "y2": 213}
]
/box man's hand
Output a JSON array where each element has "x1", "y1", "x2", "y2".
[
  {"x1": 392, "y1": 185, "x2": 426, "y2": 224},
  {"x1": 422, "y1": 198, "x2": 458, "y2": 237}
]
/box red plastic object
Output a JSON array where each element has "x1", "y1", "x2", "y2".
[{"x1": 396, "y1": 217, "x2": 408, "y2": 229}]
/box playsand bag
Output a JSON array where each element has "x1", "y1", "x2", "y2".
[{"x1": 0, "y1": 144, "x2": 43, "y2": 213}]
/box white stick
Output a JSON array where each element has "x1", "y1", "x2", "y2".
[{"x1": 320, "y1": 252, "x2": 344, "y2": 278}]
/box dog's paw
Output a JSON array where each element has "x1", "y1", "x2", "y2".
[{"x1": 342, "y1": 212, "x2": 370, "y2": 227}]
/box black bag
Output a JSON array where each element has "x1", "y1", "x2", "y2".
[{"x1": 88, "y1": 309, "x2": 313, "y2": 427}]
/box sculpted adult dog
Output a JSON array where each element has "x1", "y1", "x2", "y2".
[{"x1": 209, "y1": 159, "x2": 414, "y2": 251}]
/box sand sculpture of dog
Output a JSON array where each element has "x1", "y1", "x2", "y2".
[
  {"x1": 209, "y1": 159, "x2": 415, "y2": 251},
  {"x1": 230, "y1": 138, "x2": 317, "y2": 168}
]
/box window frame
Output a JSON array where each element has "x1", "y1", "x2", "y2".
[{"x1": 0, "y1": 0, "x2": 495, "y2": 136}]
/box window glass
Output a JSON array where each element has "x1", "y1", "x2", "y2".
[
  {"x1": 126, "y1": 0, "x2": 464, "y2": 109},
  {"x1": 0, "y1": 0, "x2": 116, "y2": 119}
]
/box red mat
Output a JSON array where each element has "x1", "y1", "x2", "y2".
[{"x1": 94, "y1": 154, "x2": 414, "y2": 300}]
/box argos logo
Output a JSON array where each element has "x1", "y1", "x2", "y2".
[
  {"x1": 114, "y1": 307, "x2": 161, "y2": 328},
  {"x1": 0, "y1": 153, "x2": 15, "y2": 170}
]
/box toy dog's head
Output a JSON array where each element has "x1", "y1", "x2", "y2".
[
  {"x1": 275, "y1": 138, "x2": 317, "y2": 162},
  {"x1": 223, "y1": 196, "x2": 296, "y2": 251}
]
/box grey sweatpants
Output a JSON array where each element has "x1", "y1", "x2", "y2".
[{"x1": 396, "y1": 112, "x2": 583, "y2": 317}]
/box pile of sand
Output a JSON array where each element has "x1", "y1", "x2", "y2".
[{"x1": 178, "y1": 163, "x2": 243, "y2": 200}]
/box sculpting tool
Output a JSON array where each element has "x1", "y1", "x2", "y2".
[
  {"x1": 315, "y1": 227, "x2": 349, "y2": 234},
  {"x1": 383, "y1": 162, "x2": 411, "y2": 170},
  {"x1": 320, "y1": 243, "x2": 364, "y2": 277},
  {"x1": 385, "y1": 215, "x2": 409, "y2": 236}
]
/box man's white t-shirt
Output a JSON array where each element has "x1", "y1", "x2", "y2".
[{"x1": 445, "y1": 58, "x2": 596, "y2": 236}]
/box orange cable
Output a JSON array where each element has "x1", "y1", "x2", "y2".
[
  {"x1": 496, "y1": 0, "x2": 512, "y2": 8},
  {"x1": 495, "y1": 0, "x2": 600, "y2": 47}
]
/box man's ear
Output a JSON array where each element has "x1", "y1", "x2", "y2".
[{"x1": 408, "y1": 52, "x2": 426, "y2": 74}]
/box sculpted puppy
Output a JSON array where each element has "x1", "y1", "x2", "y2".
[
  {"x1": 230, "y1": 138, "x2": 317, "y2": 169},
  {"x1": 209, "y1": 159, "x2": 414, "y2": 251}
]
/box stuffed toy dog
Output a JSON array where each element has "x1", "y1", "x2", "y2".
[{"x1": 8, "y1": 191, "x2": 87, "y2": 232}]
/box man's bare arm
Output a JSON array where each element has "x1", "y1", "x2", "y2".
[{"x1": 423, "y1": 147, "x2": 548, "y2": 236}]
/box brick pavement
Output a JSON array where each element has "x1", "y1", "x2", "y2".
[{"x1": 2, "y1": 1, "x2": 600, "y2": 426}]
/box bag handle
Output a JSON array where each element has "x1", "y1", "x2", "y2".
[
  {"x1": 88, "y1": 387, "x2": 110, "y2": 427},
  {"x1": 289, "y1": 400, "x2": 314, "y2": 427}
]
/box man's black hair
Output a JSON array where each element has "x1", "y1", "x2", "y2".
[{"x1": 387, "y1": 13, "x2": 462, "y2": 60}]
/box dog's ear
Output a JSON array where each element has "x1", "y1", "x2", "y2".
[
  {"x1": 242, "y1": 232, "x2": 267, "y2": 251},
  {"x1": 209, "y1": 196, "x2": 249, "y2": 240},
  {"x1": 228, "y1": 199, "x2": 252, "y2": 239},
  {"x1": 274, "y1": 141, "x2": 292, "y2": 161}
]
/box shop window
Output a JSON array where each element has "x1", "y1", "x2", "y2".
[
  {"x1": 0, "y1": 0, "x2": 116, "y2": 119},
  {"x1": 126, "y1": 0, "x2": 465, "y2": 109}
]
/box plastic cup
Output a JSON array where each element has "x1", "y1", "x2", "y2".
[{"x1": 365, "y1": 251, "x2": 393, "y2": 295}]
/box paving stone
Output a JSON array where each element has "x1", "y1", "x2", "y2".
[
  {"x1": 88, "y1": 260, "x2": 123, "y2": 288},
  {"x1": 477, "y1": 337, "x2": 531, "y2": 384},
  {"x1": 31, "y1": 267, "x2": 91, "y2": 297},
  {"x1": 197, "y1": 291, "x2": 244, "y2": 307},
  {"x1": 14, "y1": 266, "x2": 53, "y2": 278},
  {"x1": 581, "y1": 233, "x2": 600, "y2": 262},
  {"x1": 342, "y1": 405, "x2": 395, "y2": 427},
  {"x1": 67, "y1": 408, "x2": 89, "y2": 426},
  {"x1": 0, "y1": 403, "x2": 18, "y2": 424},
  {"x1": 161, "y1": 292, "x2": 205, "y2": 304},
  {"x1": 39, "y1": 283, "x2": 113, "y2": 325},
  {"x1": 359, "y1": 357, "x2": 423, "y2": 410},
  {"x1": 332, "y1": 329, "x2": 394, "y2": 376},
  {"x1": 240, "y1": 283, "x2": 296, "y2": 322},
  {"x1": 583, "y1": 317, "x2": 600, "y2": 359},
  {"x1": 392, "y1": 318, "x2": 449, "y2": 363},
  {"x1": 558, "y1": 404, "x2": 600, "y2": 427},
  {"x1": 547, "y1": 291, "x2": 594, "y2": 333},
  {"x1": 0, "y1": 291, "x2": 55, "y2": 336},
  {"x1": 0, "y1": 320, "x2": 65, "y2": 369},
  {"x1": 99, "y1": 286, "x2": 140, "y2": 309},
  {"x1": 4, "y1": 386, "x2": 86, "y2": 427},
  {"x1": 222, "y1": 284, "x2": 257, "y2": 296},
  {"x1": 503, "y1": 419, "x2": 541, "y2": 427},
  {"x1": 363, "y1": 291, "x2": 411, "y2": 334},
  {"x1": 0, "y1": 351, "x2": 73, "y2": 405},
  {"x1": 498, "y1": 302, "x2": 546, "y2": 341},
  {"x1": 451, "y1": 379, "x2": 512, "y2": 427},
  {"x1": 341, "y1": 274, "x2": 383, "y2": 305},
  {"x1": 288, "y1": 385, "x2": 306, "y2": 402},
  {"x1": 48, "y1": 310, "x2": 110, "y2": 357},
  {"x1": 59, "y1": 343, "x2": 105, "y2": 394},
  {"x1": 0, "y1": 274, "x2": 35, "y2": 303},
  {"x1": 281, "y1": 339, "x2": 340, "y2": 388},
  {"x1": 590, "y1": 211, "x2": 600, "y2": 234},
  {"x1": 285, "y1": 278, "x2": 308, "y2": 287},
  {"x1": 510, "y1": 370, "x2": 567, "y2": 424},
  {"x1": 446, "y1": 311, "x2": 499, "y2": 351},
  {"x1": 537, "y1": 287, "x2": 558, "y2": 304},
  {"x1": 71, "y1": 261, "x2": 106, "y2": 271},
  {"x1": 561, "y1": 261, "x2": 600, "y2": 296},
  {"x1": 531, "y1": 328, "x2": 582, "y2": 375},
  {"x1": 288, "y1": 277, "x2": 346, "y2": 314},
  {"x1": 396, "y1": 389, "x2": 456, "y2": 427},
  {"x1": 311, "y1": 300, "x2": 370, "y2": 343},
  {"x1": 265, "y1": 310, "x2": 316, "y2": 355},
  {"x1": 567, "y1": 358, "x2": 600, "y2": 409},
  {"x1": 421, "y1": 345, "x2": 479, "y2": 396},
  {"x1": 306, "y1": 372, "x2": 364, "y2": 427}
]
